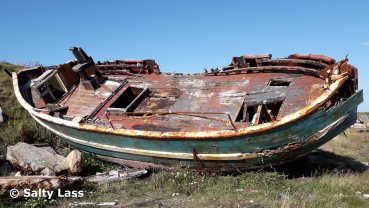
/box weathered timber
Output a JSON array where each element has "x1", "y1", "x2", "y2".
[
  {"x1": 11, "y1": 47, "x2": 363, "y2": 172},
  {"x1": 85, "y1": 169, "x2": 147, "y2": 183}
]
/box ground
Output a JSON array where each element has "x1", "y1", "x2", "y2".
[{"x1": 1, "y1": 62, "x2": 368, "y2": 207}]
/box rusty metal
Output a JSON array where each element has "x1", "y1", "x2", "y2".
[
  {"x1": 105, "y1": 113, "x2": 115, "y2": 129},
  {"x1": 192, "y1": 148, "x2": 204, "y2": 172},
  {"x1": 96, "y1": 59, "x2": 160, "y2": 75}
]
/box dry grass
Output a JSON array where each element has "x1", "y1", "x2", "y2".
[
  {"x1": 321, "y1": 133, "x2": 369, "y2": 162},
  {"x1": 44, "y1": 131, "x2": 369, "y2": 208}
]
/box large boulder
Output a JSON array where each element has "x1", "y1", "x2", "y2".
[{"x1": 6, "y1": 142, "x2": 69, "y2": 175}]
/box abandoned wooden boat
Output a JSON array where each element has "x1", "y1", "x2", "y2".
[{"x1": 12, "y1": 47, "x2": 363, "y2": 172}]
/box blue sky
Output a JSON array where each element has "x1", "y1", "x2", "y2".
[{"x1": 0, "y1": 0, "x2": 368, "y2": 111}]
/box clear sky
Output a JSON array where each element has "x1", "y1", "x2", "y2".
[{"x1": 0, "y1": 0, "x2": 368, "y2": 111}]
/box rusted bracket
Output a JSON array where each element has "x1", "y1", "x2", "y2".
[
  {"x1": 225, "y1": 113, "x2": 238, "y2": 131},
  {"x1": 192, "y1": 148, "x2": 204, "y2": 173},
  {"x1": 319, "y1": 58, "x2": 350, "y2": 85},
  {"x1": 105, "y1": 113, "x2": 115, "y2": 130}
]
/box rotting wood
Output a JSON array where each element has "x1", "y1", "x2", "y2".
[
  {"x1": 71, "y1": 202, "x2": 117, "y2": 206},
  {"x1": 10, "y1": 47, "x2": 362, "y2": 172},
  {"x1": 85, "y1": 169, "x2": 147, "y2": 183}
]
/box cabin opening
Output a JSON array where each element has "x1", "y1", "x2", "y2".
[
  {"x1": 47, "y1": 75, "x2": 67, "y2": 98},
  {"x1": 268, "y1": 80, "x2": 291, "y2": 86},
  {"x1": 235, "y1": 104, "x2": 257, "y2": 122},
  {"x1": 235, "y1": 101, "x2": 284, "y2": 125},
  {"x1": 108, "y1": 86, "x2": 150, "y2": 113},
  {"x1": 30, "y1": 69, "x2": 69, "y2": 108},
  {"x1": 265, "y1": 101, "x2": 283, "y2": 118}
]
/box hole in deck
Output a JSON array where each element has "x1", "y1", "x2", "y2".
[
  {"x1": 236, "y1": 101, "x2": 284, "y2": 124},
  {"x1": 108, "y1": 86, "x2": 149, "y2": 113},
  {"x1": 236, "y1": 105, "x2": 257, "y2": 122},
  {"x1": 265, "y1": 101, "x2": 283, "y2": 119},
  {"x1": 268, "y1": 80, "x2": 291, "y2": 86}
]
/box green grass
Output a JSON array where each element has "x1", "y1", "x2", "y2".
[
  {"x1": 41, "y1": 129, "x2": 369, "y2": 207},
  {"x1": 0, "y1": 62, "x2": 54, "y2": 153}
]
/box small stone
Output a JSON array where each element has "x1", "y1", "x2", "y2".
[
  {"x1": 352, "y1": 123, "x2": 366, "y2": 129},
  {"x1": 40, "y1": 167, "x2": 56, "y2": 176},
  {"x1": 363, "y1": 194, "x2": 369, "y2": 198},
  {"x1": 0, "y1": 107, "x2": 3, "y2": 123},
  {"x1": 66, "y1": 150, "x2": 82, "y2": 174},
  {"x1": 356, "y1": 191, "x2": 362, "y2": 195}
]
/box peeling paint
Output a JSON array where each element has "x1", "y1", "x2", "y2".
[{"x1": 11, "y1": 49, "x2": 363, "y2": 171}]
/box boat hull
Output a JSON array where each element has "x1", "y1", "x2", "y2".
[{"x1": 31, "y1": 90, "x2": 363, "y2": 172}]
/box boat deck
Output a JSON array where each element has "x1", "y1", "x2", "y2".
[
  {"x1": 57, "y1": 80, "x2": 119, "y2": 120},
  {"x1": 57, "y1": 72, "x2": 325, "y2": 132}
]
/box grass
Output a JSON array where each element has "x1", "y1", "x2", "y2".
[
  {"x1": 0, "y1": 62, "x2": 54, "y2": 153},
  {"x1": 9, "y1": 132, "x2": 366, "y2": 208},
  {"x1": 1, "y1": 62, "x2": 369, "y2": 207}
]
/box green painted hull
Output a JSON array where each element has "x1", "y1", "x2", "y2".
[{"x1": 32, "y1": 90, "x2": 363, "y2": 172}]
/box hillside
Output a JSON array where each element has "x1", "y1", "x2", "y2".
[{"x1": 0, "y1": 62, "x2": 52, "y2": 152}]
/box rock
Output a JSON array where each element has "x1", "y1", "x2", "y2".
[
  {"x1": 6, "y1": 142, "x2": 69, "y2": 175},
  {"x1": 357, "y1": 114, "x2": 369, "y2": 123},
  {"x1": 364, "y1": 194, "x2": 369, "y2": 198},
  {"x1": 66, "y1": 150, "x2": 82, "y2": 174},
  {"x1": 0, "y1": 107, "x2": 3, "y2": 123},
  {"x1": 352, "y1": 122, "x2": 366, "y2": 129},
  {"x1": 39, "y1": 146, "x2": 58, "y2": 154},
  {"x1": 40, "y1": 167, "x2": 56, "y2": 176}
]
